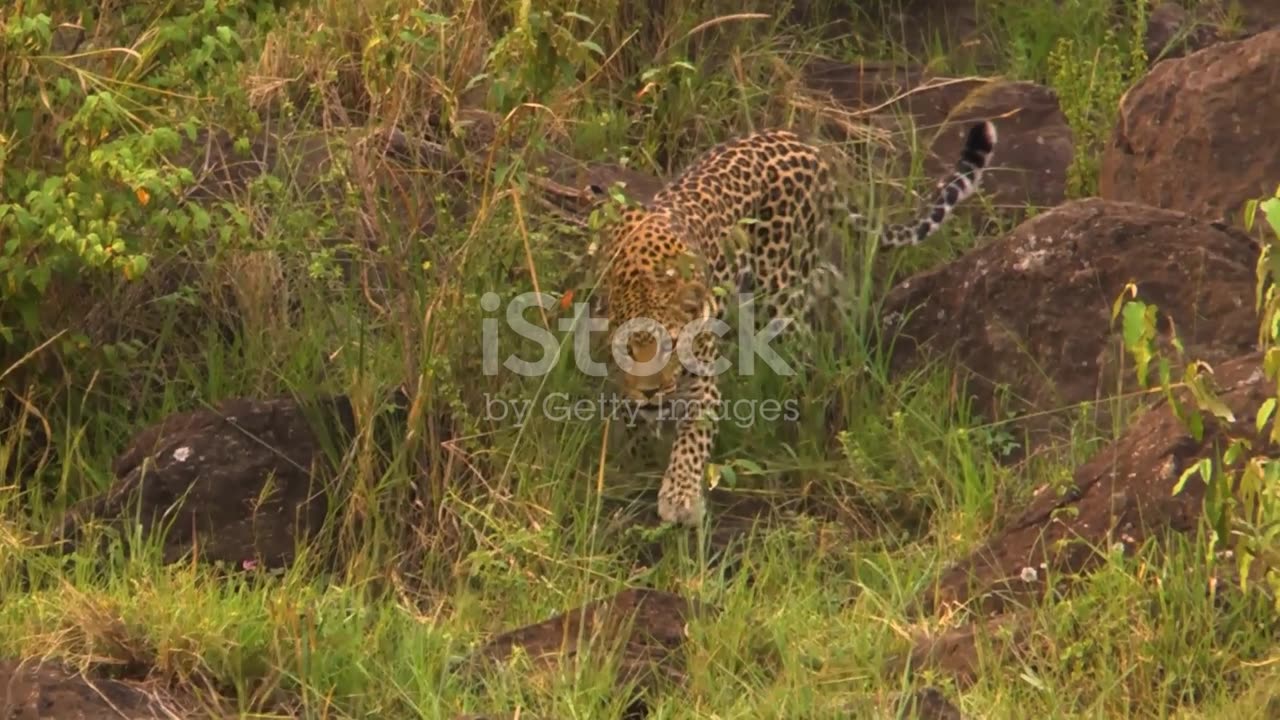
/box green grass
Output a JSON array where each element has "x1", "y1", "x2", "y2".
[{"x1": 2, "y1": 0, "x2": 1276, "y2": 717}]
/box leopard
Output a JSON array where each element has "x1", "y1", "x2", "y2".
[{"x1": 583, "y1": 120, "x2": 998, "y2": 527}]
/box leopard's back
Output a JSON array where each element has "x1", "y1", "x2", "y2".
[{"x1": 641, "y1": 130, "x2": 838, "y2": 321}]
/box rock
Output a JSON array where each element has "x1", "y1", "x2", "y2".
[
  {"x1": 1100, "y1": 28, "x2": 1280, "y2": 228},
  {"x1": 0, "y1": 659, "x2": 197, "y2": 719},
  {"x1": 880, "y1": 198, "x2": 1259, "y2": 451},
  {"x1": 1230, "y1": 0, "x2": 1280, "y2": 37},
  {"x1": 1147, "y1": 0, "x2": 1280, "y2": 63},
  {"x1": 914, "y1": 350, "x2": 1273, "y2": 617},
  {"x1": 893, "y1": 612, "x2": 1033, "y2": 690},
  {"x1": 895, "y1": 686, "x2": 965, "y2": 720},
  {"x1": 929, "y1": 81, "x2": 1075, "y2": 226},
  {"x1": 577, "y1": 164, "x2": 665, "y2": 206},
  {"x1": 802, "y1": 67, "x2": 1073, "y2": 230},
  {"x1": 1145, "y1": 2, "x2": 1216, "y2": 62},
  {"x1": 458, "y1": 589, "x2": 715, "y2": 710},
  {"x1": 531, "y1": 148, "x2": 665, "y2": 215},
  {"x1": 801, "y1": 59, "x2": 984, "y2": 130},
  {"x1": 52, "y1": 389, "x2": 422, "y2": 569}
]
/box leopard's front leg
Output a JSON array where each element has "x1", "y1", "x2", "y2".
[{"x1": 656, "y1": 375, "x2": 721, "y2": 527}]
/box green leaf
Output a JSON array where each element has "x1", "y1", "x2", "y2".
[
  {"x1": 127, "y1": 254, "x2": 149, "y2": 280},
  {"x1": 1186, "y1": 367, "x2": 1236, "y2": 423},
  {"x1": 1185, "y1": 405, "x2": 1204, "y2": 442},
  {"x1": 1172, "y1": 457, "x2": 1211, "y2": 496},
  {"x1": 18, "y1": 300, "x2": 39, "y2": 332},
  {"x1": 1261, "y1": 196, "x2": 1280, "y2": 240},
  {"x1": 192, "y1": 206, "x2": 211, "y2": 232},
  {"x1": 1121, "y1": 300, "x2": 1151, "y2": 346},
  {"x1": 1120, "y1": 300, "x2": 1155, "y2": 386},
  {"x1": 1223, "y1": 438, "x2": 1249, "y2": 466},
  {"x1": 1244, "y1": 197, "x2": 1260, "y2": 232},
  {"x1": 710, "y1": 463, "x2": 736, "y2": 489},
  {"x1": 1257, "y1": 398, "x2": 1276, "y2": 436}
]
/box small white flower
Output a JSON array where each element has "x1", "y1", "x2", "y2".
[
  {"x1": 1020, "y1": 566, "x2": 1038, "y2": 583},
  {"x1": 173, "y1": 447, "x2": 191, "y2": 462}
]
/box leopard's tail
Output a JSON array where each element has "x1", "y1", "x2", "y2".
[{"x1": 851, "y1": 120, "x2": 998, "y2": 249}]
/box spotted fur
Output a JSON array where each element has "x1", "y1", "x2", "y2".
[{"x1": 589, "y1": 121, "x2": 998, "y2": 526}]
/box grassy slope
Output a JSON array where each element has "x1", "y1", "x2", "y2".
[{"x1": 2, "y1": 0, "x2": 1276, "y2": 717}]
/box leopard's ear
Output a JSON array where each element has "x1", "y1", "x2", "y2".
[{"x1": 674, "y1": 279, "x2": 709, "y2": 320}]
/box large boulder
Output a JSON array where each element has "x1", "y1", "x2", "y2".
[
  {"x1": 879, "y1": 198, "x2": 1260, "y2": 449},
  {"x1": 914, "y1": 350, "x2": 1273, "y2": 617},
  {"x1": 51, "y1": 389, "x2": 427, "y2": 570},
  {"x1": 1100, "y1": 28, "x2": 1280, "y2": 228},
  {"x1": 802, "y1": 65, "x2": 1074, "y2": 232},
  {"x1": 927, "y1": 81, "x2": 1075, "y2": 227}
]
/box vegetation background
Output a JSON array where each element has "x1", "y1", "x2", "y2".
[{"x1": 2, "y1": 0, "x2": 1278, "y2": 717}]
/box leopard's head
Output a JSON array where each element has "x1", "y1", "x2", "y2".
[
  {"x1": 592, "y1": 200, "x2": 711, "y2": 413},
  {"x1": 608, "y1": 275, "x2": 710, "y2": 410}
]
